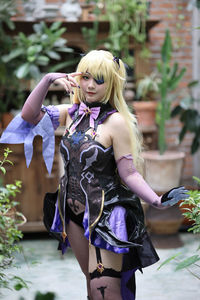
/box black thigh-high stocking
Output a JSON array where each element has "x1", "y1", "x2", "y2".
[{"x1": 89, "y1": 246, "x2": 123, "y2": 300}]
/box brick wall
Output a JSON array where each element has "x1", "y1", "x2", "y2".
[
  {"x1": 13, "y1": 0, "x2": 195, "y2": 180},
  {"x1": 149, "y1": 0, "x2": 194, "y2": 180}
]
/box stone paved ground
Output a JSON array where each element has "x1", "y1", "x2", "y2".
[{"x1": 1, "y1": 233, "x2": 200, "y2": 300}]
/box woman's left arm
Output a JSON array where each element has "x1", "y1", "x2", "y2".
[{"x1": 111, "y1": 114, "x2": 188, "y2": 208}]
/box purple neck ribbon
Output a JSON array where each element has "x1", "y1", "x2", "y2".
[{"x1": 71, "y1": 102, "x2": 101, "y2": 131}]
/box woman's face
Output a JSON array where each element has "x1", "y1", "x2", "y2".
[{"x1": 80, "y1": 72, "x2": 107, "y2": 103}]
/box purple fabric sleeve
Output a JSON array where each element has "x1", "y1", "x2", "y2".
[
  {"x1": 68, "y1": 103, "x2": 79, "y2": 119},
  {"x1": 99, "y1": 109, "x2": 117, "y2": 124},
  {"x1": 117, "y1": 155, "x2": 164, "y2": 209},
  {"x1": 21, "y1": 72, "x2": 66, "y2": 124},
  {"x1": 0, "y1": 113, "x2": 55, "y2": 174},
  {"x1": 42, "y1": 105, "x2": 60, "y2": 130}
]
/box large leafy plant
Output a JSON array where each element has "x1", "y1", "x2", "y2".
[
  {"x1": 171, "y1": 80, "x2": 200, "y2": 154},
  {"x1": 156, "y1": 29, "x2": 186, "y2": 154},
  {"x1": 2, "y1": 21, "x2": 75, "y2": 80},
  {"x1": 0, "y1": 148, "x2": 27, "y2": 291}
]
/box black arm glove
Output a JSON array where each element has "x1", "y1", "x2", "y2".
[{"x1": 161, "y1": 186, "x2": 189, "y2": 207}]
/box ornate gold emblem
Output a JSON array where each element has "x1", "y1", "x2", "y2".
[{"x1": 97, "y1": 262, "x2": 104, "y2": 274}]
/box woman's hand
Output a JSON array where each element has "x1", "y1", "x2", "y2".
[
  {"x1": 53, "y1": 72, "x2": 82, "y2": 94},
  {"x1": 161, "y1": 186, "x2": 189, "y2": 207}
]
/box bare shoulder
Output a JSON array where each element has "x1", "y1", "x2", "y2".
[
  {"x1": 108, "y1": 112, "x2": 128, "y2": 133},
  {"x1": 107, "y1": 112, "x2": 126, "y2": 125}
]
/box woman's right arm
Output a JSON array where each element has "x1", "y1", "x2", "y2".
[
  {"x1": 21, "y1": 72, "x2": 81, "y2": 125},
  {"x1": 21, "y1": 73, "x2": 67, "y2": 124}
]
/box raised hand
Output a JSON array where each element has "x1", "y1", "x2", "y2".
[
  {"x1": 161, "y1": 186, "x2": 189, "y2": 207},
  {"x1": 53, "y1": 72, "x2": 82, "y2": 94}
]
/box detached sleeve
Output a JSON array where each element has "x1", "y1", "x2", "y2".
[
  {"x1": 42, "y1": 105, "x2": 60, "y2": 130},
  {"x1": 0, "y1": 112, "x2": 56, "y2": 174},
  {"x1": 117, "y1": 155, "x2": 163, "y2": 208},
  {"x1": 117, "y1": 155, "x2": 189, "y2": 209},
  {"x1": 21, "y1": 72, "x2": 66, "y2": 124}
]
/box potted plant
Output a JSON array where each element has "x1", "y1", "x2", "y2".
[
  {"x1": 133, "y1": 72, "x2": 160, "y2": 127},
  {"x1": 2, "y1": 21, "x2": 76, "y2": 81},
  {"x1": 142, "y1": 29, "x2": 187, "y2": 194},
  {"x1": 1, "y1": 19, "x2": 79, "y2": 127}
]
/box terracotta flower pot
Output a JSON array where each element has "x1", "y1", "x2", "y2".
[
  {"x1": 132, "y1": 101, "x2": 157, "y2": 127},
  {"x1": 142, "y1": 150, "x2": 185, "y2": 194}
]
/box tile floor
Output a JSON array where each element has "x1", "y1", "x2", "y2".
[{"x1": 1, "y1": 233, "x2": 200, "y2": 300}]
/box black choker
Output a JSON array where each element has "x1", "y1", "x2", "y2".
[{"x1": 83, "y1": 101, "x2": 112, "y2": 111}]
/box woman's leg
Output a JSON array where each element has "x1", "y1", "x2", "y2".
[
  {"x1": 66, "y1": 220, "x2": 91, "y2": 299},
  {"x1": 89, "y1": 245, "x2": 123, "y2": 300}
]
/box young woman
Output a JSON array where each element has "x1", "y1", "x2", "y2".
[{"x1": 0, "y1": 50, "x2": 188, "y2": 300}]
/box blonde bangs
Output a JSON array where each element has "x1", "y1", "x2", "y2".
[{"x1": 77, "y1": 53, "x2": 112, "y2": 83}]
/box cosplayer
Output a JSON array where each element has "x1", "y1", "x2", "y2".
[{"x1": 0, "y1": 50, "x2": 188, "y2": 300}]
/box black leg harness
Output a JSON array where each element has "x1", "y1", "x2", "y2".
[{"x1": 89, "y1": 247, "x2": 121, "y2": 280}]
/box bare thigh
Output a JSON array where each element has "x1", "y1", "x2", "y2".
[
  {"x1": 89, "y1": 245, "x2": 123, "y2": 273},
  {"x1": 66, "y1": 220, "x2": 89, "y2": 276}
]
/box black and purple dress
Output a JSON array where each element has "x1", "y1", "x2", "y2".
[{"x1": 0, "y1": 101, "x2": 159, "y2": 299}]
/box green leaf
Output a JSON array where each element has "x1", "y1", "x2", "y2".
[
  {"x1": 161, "y1": 29, "x2": 172, "y2": 63},
  {"x1": 175, "y1": 255, "x2": 200, "y2": 270},
  {"x1": 191, "y1": 136, "x2": 200, "y2": 154},
  {"x1": 4, "y1": 159, "x2": 13, "y2": 165},
  {"x1": 0, "y1": 167, "x2": 6, "y2": 174},
  {"x1": 168, "y1": 67, "x2": 186, "y2": 91},
  {"x1": 6, "y1": 18, "x2": 15, "y2": 30},
  {"x1": 46, "y1": 50, "x2": 61, "y2": 60},
  {"x1": 193, "y1": 176, "x2": 200, "y2": 186},
  {"x1": 27, "y1": 56, "x2": 36, "y2": 63},
  {"x1": 171, "y1": 105, "x2": 182, "y2": 117},
  {"x1": 27, "y1": 45, "x2": 42, "y2": 56},
  {"x1": 179, "y1": 125, "x2": 187, "y2": 142},
  {"x1": 35, "y1": 291, "x2": 56, "y2": 300},
  {"x1": 50, "y1": 21, "x2": 62, "y2": 31},
  {"x1": 15, "y1": 63, "x2": 30, "y2": 79},
  {"x1": 2, "y1": 48, "x2": 24, "y2": 63},
  {"x1": 29, "y1": 64, "x2": 40, "y2": 79},
  {"x1": 36, "y1": 56, "x2": 49, "y2": 66},
  {"x1": 188, "y1": 80, "x2": 199, "y2": 88},
  {"x1": 157, "y1": 252, "x2": 182, "y2": 270},
  {"x1": 14, "y1": 283, "x2": 24, "y2": 291}
]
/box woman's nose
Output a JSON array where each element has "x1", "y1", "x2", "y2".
[{"x1": 88, "y1": 78, "x2": 95, "y2": 89}]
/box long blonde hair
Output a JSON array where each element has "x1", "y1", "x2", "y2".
[{"x1": 72, "y1": 50, "x2": 143, "y2": 170}]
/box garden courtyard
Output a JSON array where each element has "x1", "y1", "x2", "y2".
[
  {"x1": 1, "y1": 1, "x2": 200, "y2": 300},
  {"x1": 2, "y1": 232, "x2": 200, "y2": 300}
]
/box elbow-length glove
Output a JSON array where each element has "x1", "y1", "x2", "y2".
[
  {"x1": 21, "y1": 72, "x2": 66, "y2": 124},
  {"x1": 117, "y1": 155, "x2": 189, "y2": 209}
]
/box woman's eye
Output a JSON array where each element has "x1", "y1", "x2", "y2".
[{"x1": 82, "y1": 75, "x2": 90, "y2": 80}]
